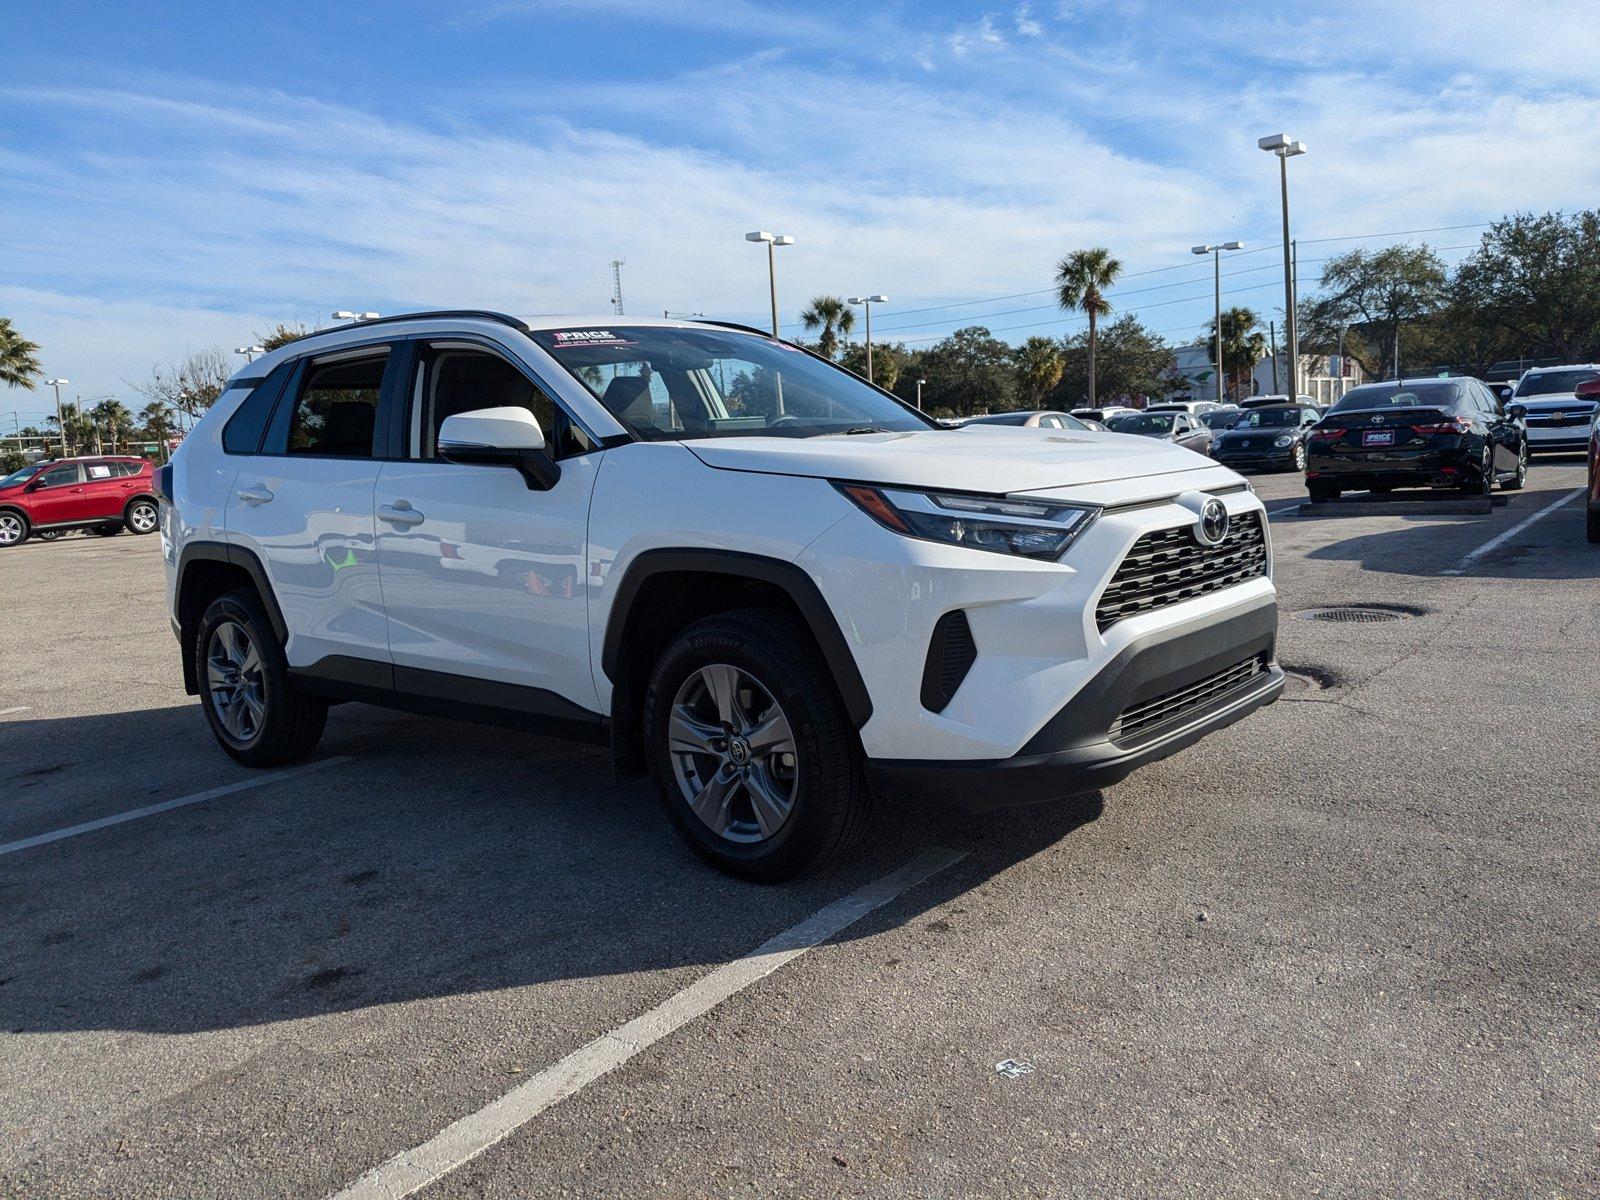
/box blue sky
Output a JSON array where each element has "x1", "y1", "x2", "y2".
[{"x1": 6, "y1": 0, "x2": 1600, "y2": 417}]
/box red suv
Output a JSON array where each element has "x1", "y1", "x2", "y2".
[{"x1": 0, "y1": 456, "x2": 161, "y2": 547}]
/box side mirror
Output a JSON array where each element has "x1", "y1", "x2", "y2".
[
  {"x1": 438, "y1": 407, "x2": 560, "y2": 490},
  {"x1": 1508, "y1": 403, "x2": 1527, "y2": 421},
  {"x1": 1574, "y1": 379, "x2": 1600, "y2": 400}
]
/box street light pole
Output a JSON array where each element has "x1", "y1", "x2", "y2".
[
  {"x1": 846, "y1": 295, "x2": 889, "y2": 383},
  {"x1": 235, "y1": 345, "x2": 266, "y2": 363},
  {"x1": 1259, "y1": 134, "x2": 1307, "y2": 397},
  {"x1": 44, "y1": 378, "x2": 69, "y2": 456},
  {"x1": 1191, "y1": 242, "x2": 1243, "y2": 403},
  {"x1": 916, "y1": 378, "x2": 926, "y2": 411},
  {"x1": 745, "y1": 232, "x2": 794, "y2": 336}
]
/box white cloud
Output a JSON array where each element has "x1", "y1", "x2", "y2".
[{"x1": 1014, "y1": 3, "x2": 1044, "y2": 36}]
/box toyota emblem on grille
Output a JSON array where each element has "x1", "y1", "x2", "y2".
[{"x1": 1194, "y1": 498, "x2": 1230, "y2": 547}]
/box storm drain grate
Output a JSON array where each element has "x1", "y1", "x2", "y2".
[{"x1": 1295, "y1": 605, "x2": 1415, "y2": 624}]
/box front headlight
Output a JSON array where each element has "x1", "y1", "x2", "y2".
[
  {"x1": 1211, "y1": 436, "x2": 1227, "y2": 450},
  {"x1": 1273, "y1": 434, "x2": 1295, "y2": 448},
  {"x1": 836, "y1": 483, "x2": 1100, "y2": 560}
]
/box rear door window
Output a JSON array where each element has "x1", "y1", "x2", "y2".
[
  {"x1": 281, "y1": 351, "x2": 389, "y2": 457},
  {"x1": 35, "y1": 463, "x2": 83, "y2": 489}
]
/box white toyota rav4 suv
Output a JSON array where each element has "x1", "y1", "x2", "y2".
[{"x1": 159, "y1": 312, "x2": 1282, "y2": 879}]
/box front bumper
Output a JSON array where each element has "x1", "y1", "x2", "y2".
[
  {"x1": 1212, "y1": 445, "x2": 1299, "y2": 471},
  {"x1": 866, "y1": 597, "x2": 1282, "y2": 809}
]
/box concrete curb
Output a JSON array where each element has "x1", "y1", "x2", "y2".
[{"x1": 1293, "y1": 496, "x2": 1505, "y2": 517}]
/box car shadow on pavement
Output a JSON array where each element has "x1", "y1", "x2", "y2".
[
  {"x1": 0, "y1": 703, "x2": 1103, "y2": 1037},
  {"x1": 1300, "y1": 478, "x2": 1595, "y2": 580}
]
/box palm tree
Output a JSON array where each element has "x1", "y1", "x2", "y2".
[
  {"x1": 799, "y1": 296, "x2": 856, "y2": 360},
  {"x1": 0, "y1": 318, "x2": 43, "y2": 390},
  {"x1": 1054, "y1": 248, "x2": 1123, "y2": 407},
  {"x1": 139, "y1": 401, "x2": 177, "y2": 446},
  {"x1": 1207, "y1": 307, "x2": 1269, "y2": 401},
  {"x1": 91, "y1": 398, "x2": 135, "y2": 453},
  {"x1": 1014, "y1": 336, "x2": 1065, "y2": 407}
]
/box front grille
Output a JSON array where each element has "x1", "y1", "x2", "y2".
[
  {"x1": 1096, "y1": 511, "x2": 1267, "y2": 632},
  {"x1": 1524, "y1": 410, "x2": 1595, "y2": 427},
  {"x1": 1109, "y1": 654, "x2": 1267, "y2": 742}
]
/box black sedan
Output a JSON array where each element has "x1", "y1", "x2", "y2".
[
  {"x1": 1305, "y1": 378, "x2": 1528, "y2": 501},
  {"x1": 1105, "y1": 410, "x2": 1213, "y2": 454},
  {"x1": 1208, "y1": 403, "x2": 1321, "y2": 472}
]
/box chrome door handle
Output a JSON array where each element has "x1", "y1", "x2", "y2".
[
  {"x1": 236, "y1": 484, "x2": 274, "y2": 505},
  {"x1": 378, "y1": 502, "x2": 425, "y2": 527}
]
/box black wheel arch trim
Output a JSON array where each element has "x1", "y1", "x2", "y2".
[
  {"x1": 175, "y1": 541, "x2": 291, "y2": 692},
  {"x1": 601, "y1": 547, "x2": 873, "y2": 729}
]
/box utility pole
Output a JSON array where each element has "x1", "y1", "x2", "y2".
[
  {"x1": 610, "y1": 259, "x2": 625, "y2": 316},
  {"x1": 44, "y1": 378, "x2": 69, "y2": 456}
]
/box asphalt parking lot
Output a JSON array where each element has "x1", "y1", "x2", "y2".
[{"x1": 2, "y1": 460, "x2": 1597, "y2": 1199}]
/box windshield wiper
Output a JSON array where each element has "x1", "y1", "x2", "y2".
[{"x1": 840, "y1": 426, "x2": 887, "y2": 435}]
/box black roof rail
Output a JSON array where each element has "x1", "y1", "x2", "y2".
[{"x1": 286, "y1": 310, "x2": 532, "y2": 344}]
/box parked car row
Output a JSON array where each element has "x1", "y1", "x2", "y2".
[{"x1": 0, "y1": 455, "x2": 161, "y2": 547}]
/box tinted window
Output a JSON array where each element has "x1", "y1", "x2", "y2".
[
  {"x1": 1107, "y1": 414, "x2": 1176, "y2": 436},
  {"x1": 223, "y1": 362, "x2": 295, "y2": 455},
  {"x1": 531, "y1": 326, "x2": 933, "y2": 441},
  {"x1": 965, "y1": 412, "x2": 1029, "y2": 425},
  {"x1": 413, "y1": 347, "x2": 592, "y2": 460},
  {"x1": 1515, "y1": 369, "x2": 1600, "y2": 397},
  {"x1": 286, "y1": 352, "x2": 388, "y2": 457},
  {"x1": 36, "y1": 463, "x2": 82, "y2": 488},
  {"x1": 1231, "y1": 408, "x2": 1301, "y2": 428},
  {"x1": 1329, "y1": 383, "x2": 1458, "y2": 412}
]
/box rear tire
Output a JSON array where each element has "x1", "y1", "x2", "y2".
[
  {"x1": 1462, "y1": 447, "x2": 1494, "y2": 495},
  {"x1": 93, "y1": 524, "x2": 122, "y2": 537},
  {"x1": 1588, "y1": 502, "x2": 1600, "y2": 545},
  {"x1": 0, "y1": 511, "x2": 29, "y2": 547},
  {"x1": 645, "y1": 608, "x2": 869, "y2": 882},
  {"x1": 196, "y1": 589, "x2": 328, "y2": 767},
  {"x1": 125, "y1": 498, "x2": 159, "y2": 535},
  {"x1": 1308, "y1": 481, "x2": 1339, "y2": 503}
]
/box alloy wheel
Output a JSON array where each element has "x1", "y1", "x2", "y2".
[
  {"x1": 1516, "y1": 444, "x2": 1528, "y2": 487},
  {"x1": 129, "y1": 502, "x2": 158, "y2": 533},
  {"x1": 206, "y1": 620, "x2": 266, "y2": 744},
  {"x1": 668, "y1": 663, "x2": 799, "y2": 844},
  {"x1": 0, "y1": 514, "x2": 22, "y2": 545}
]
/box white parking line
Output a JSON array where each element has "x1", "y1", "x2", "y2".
[
  {"x1": 0, "y1": 756, "x2": 352, "y2": 857},
  {"x1": 327, "y1": 847, "x2": 967, "y2": 1200},
  {"x1": 1440, "y1": 487, "x2": 1585, "y2": 575},
  {"x1": 0, "y1": 706, "x2": 31, "y2": 716}
]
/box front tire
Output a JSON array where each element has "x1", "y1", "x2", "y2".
[
  {"x1": 0, "y1": 511, "x2": 29, "y2": 547},
  {"x1": 1588, "y1": 502, "x2": 1600, "y2": 545},
  {"x1": 196, "y1": 589, "x2": 328, "y2": 767},
  {"x1": 125, "y1": 498, "x2": 159, "y2": 535},
  {"x1": 1501, "y1": 441, "x2": 1528, "y2": 491},
  {"x1": 93, "y1": 524, "x2": 122, "y2": 537},
  {"x1": 645, "y1": 608, "x2": 869, "y2": 882}
]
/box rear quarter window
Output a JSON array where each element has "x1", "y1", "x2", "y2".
[{"x1": 222, "y1": 361, "x2": 296, "y2": 455}]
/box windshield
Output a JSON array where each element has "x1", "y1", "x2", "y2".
[
  {"x1": 530, "y1": 326, "x2": 935, "y2": 441},
  {"x1": 1107, "y1": 413, "x2": 1175, "y2": 436},
  {"x1": 1329, "y1": 383, "x2": 1457, "y2": 412},
  {"x1": 1201, "y1": 411, "x2": 1240, "y2": 429},
  {"x1": 1230, "y1": 408, "x2": 1302, "y2": 429},
  {"x1": 0, "y1": 463, "x2": 43, "y2": 489},
  {"x1": 1515, "y1": 369, "x2": 1600, "y2": 397}
]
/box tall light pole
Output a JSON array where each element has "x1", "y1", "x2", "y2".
[
  {"x1": 915, "y1": 378, "x2": 927, "y2": 411},
  {"x1": 234, "y1": 345, "x2": 266, "y2": 363},
  {"x1": 745, "y1": 231, "x2": 794, "y2": 336},
  {"x1": 44, "y1": 378, "x2": 69, "y2": 455},
  {"x1": 1258, "y1": 134, "x2": 1307, "y2": 397},
  {"x1": 1191, "y1": 242, "x2": 1244, "y2": 403},
  {"x1": 846, "y1": 294, "x2": 889, "y2": 383}
]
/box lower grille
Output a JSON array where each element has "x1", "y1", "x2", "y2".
[
  {"x1": 1109, "y1": 654, "x2": 1267, "y2": 743},
  {"x1": 1096, "y1": 511, "x2": 1268, "y2": 632}
]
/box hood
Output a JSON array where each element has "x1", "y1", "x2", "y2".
[
  {"x1": 683, "y1": 427, "x2": 1216, "y2": 494},
  {"x1": 1518, "y1": 393, "x2": 1595, "y2": 411}
]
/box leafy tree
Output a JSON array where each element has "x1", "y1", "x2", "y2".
[
  {"x1": 1301, "y1": 244, "x2": 1447, "y2": 380},
  {"x1": 1013, "y1": 336, "x2": 1065, "y2": 407},
  {"x1": 839, "y1": 340, "x2": 907, "y2": 392},
  {"x1": 798, "y1": 296, "x2": 855, "y2": 360},
  {"x1": 0, "y1": 318, "x2": 43, "y2": 390},
  {"x1": 1054, "y1": 248, "x2": 1123, "y2": 407},
  {"x1": 138, "y1": 401, "x2": 178, "y2": 445},
  {"x1": 131, "y1": 348, "x2": 233, "y2": 420},
  {"x1": 916, "y1": 326, "x2": 1016, "y2": 417},
  {"x1": 255, "y1": 322, "x2": 319, "y2": 351},
  {"x1": 1204, "y1": 307, "x2": 1269, "y2": 401},
  {"x1": 1449, "y1": 210, "x2": 1600, "y2": 363},
  {"x1": 1053, "y1": 315, "x2": 1182, "y2": 406}
]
